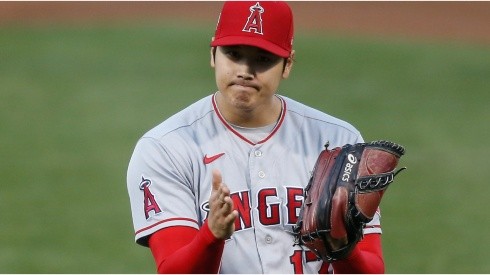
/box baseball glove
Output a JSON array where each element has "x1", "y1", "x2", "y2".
[{"x1": 293, "y1": 140, "x2": 406, "y2": 262}]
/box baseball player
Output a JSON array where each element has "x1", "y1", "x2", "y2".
[{"x1": 127, "y1": 1, "x2": 384, "y2": 273}]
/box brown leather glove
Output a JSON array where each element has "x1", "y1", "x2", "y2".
[{"x1": 293, "y1": 140, "x2": 406, "y2": 262}]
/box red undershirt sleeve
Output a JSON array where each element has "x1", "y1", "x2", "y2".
[
  {"x1": 148, "y1": 223, "x2": 383, "y2": 274},
  {"x1": 148, "y1": 220, "x2": 224, "y2": 274},
  {"x1": 330, "y1": 233, "x2": 385, "y2": 274}
]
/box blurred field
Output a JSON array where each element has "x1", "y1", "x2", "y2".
[{"x1": 1, "y1": 9, "x2": 490, "y2": 274}]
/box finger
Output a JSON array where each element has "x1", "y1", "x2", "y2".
[
  {"x1": 220, "y1": 196, "x2": 232, "y2": 212},
  {"x1": 220, "y1": 184, "x2": 231, "y2": 196},
  {"x1": 212, "y1": 169, "x2": 222, "y2": 192},
  {"x1": 224, "y1": 210, "x2": 238, "y2": 224},
  {"x1": 218, "y1": 188, "x2": 229, "y2": 203}
]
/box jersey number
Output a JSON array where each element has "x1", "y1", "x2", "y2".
[{"x1": 289, "y1": 250, "x2": 329, "y2": 274}]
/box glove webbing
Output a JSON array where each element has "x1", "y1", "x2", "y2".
[{"x1": 356, "y1": 167, "x2": 406, "y2": 192}]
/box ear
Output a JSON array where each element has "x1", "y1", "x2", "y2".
[
  {"x1": 210, "y1": 37, "x2": 216, "y2": 68},
  {"x1": 210, "y1": 47, "x2": 216, "y2": 68},
  {"x1": 282, "y1": 50, "x2": 295, "y2": 79}
]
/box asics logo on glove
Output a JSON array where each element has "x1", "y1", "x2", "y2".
[{"x1": 342, "y1": 154, "x2": 357, "y2": 182}]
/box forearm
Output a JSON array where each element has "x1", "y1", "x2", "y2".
[
  {"x1": 331, "y1": 234, "x2": 385, "y2": 274},
  {"x1": 149, "y1": 221, "x2": 224, "y2": 274}
]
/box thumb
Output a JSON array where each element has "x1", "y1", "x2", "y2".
[{"x1": 212, "y1": 169, "x2": 222, "y2": 192}]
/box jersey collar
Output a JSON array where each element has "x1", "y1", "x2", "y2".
[{"x1": 212, "y1": 93, "x2": 286, "y2": 146}]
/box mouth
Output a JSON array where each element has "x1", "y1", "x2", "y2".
[{"x1": 230, "y1": 80, "x2": 260, "y2": 91}]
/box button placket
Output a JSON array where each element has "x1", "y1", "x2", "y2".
[
  {"x1": 258, "y1": 171, "x2": 266, "y2": 178},
  {"x1": 265, "y1": 235, "x2": 273, "y2": 244}
]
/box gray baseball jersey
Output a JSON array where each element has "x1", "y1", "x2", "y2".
[{"x1": 127, "y1": 93, "x2": 381, "y2": 273}]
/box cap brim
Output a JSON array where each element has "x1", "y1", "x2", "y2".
[{"x1": 211, "y1": 36, "x2": 290, "y2": 58}]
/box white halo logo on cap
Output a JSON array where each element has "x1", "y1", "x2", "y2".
[{"x1": 242, "y1": 2, "x2": 264, "y2": 35}]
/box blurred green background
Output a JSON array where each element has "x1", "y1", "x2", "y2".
[{"x1": 1, "y1": 2, "x2": 490, "y2": 273}]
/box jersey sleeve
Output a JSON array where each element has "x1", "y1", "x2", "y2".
[
  {"x1": 127, "y1": 136, "x2": 199, "y2": 246},
  {"x1": 362, "y1": 208, "x2": 382, "y2": 235},
  {"x1": 355, "y1": 134, "x2": 364, "y2": 144}
]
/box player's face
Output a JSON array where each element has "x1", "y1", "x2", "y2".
[{"x1": 211, "y1": 45, "x2": 294, "y2": 126}]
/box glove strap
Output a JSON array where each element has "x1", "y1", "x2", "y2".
[{"x1": 356, "y1": 167, "x2": 406, "y2": 192}]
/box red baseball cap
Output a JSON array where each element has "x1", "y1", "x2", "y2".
[{"x1": 211, "y1": 1, "x2": 294, "y2": 58}]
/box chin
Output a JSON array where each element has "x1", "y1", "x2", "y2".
[
  {"x1": 231, "y1": 98, "x2": 254, "y2": 112},
  {"x1": 219, "y1": 88, "x2": 258, "y2": 111},
  {"x1": 229, "y1": 88, "x2": 252, "y2": 102}
]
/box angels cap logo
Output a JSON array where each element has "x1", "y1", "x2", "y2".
[{"x1": 242, "y1": 2, "x2": 265, "y2": 35}]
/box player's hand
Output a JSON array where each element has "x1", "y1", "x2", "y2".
[{"x1": 207, "y1": 169, "x2": 238, "y2": 240}]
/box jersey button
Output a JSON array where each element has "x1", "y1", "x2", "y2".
[
  {"x1": 265, "y1": 235, "x2": 273, "y2": 244},
  {"x1": 254, "y1": 150, "x2": 262, "y2": 157},
  {"x1": 258, "y1": 171, "x2": 266, "y2": 178}
]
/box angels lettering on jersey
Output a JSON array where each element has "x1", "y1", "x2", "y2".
[{"x1": 201, "y1": 187, "x2": 304, "y2": 231}]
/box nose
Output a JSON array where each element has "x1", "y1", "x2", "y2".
[{"x1": 236, "y1": 60, "x2": 255, "y2": 80}]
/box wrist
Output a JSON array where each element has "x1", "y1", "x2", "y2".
[
  {"x1": 202, "y1": 220, "x2": 224, "y2": 244},
  {"x1": 346, "y1": 245, "x2": 362, "y2": 260}
]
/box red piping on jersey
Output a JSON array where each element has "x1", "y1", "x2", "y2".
[
  {"x1": 212, "y1": 93, "x2": 286, "y2": 145},
  {"x1": 135, "y1": 217, "x2": 199, "y2": 235}
]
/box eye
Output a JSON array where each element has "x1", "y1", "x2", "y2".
[
  {"x1": 224, "y1": 49, "x2": 241, "y2": 60},
  {"x1": 257, "y1": 55, "x2": 272, "y2": 63},
  {"x1": 256, "y1": 54, "x2": 283, "y2": 68}
]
